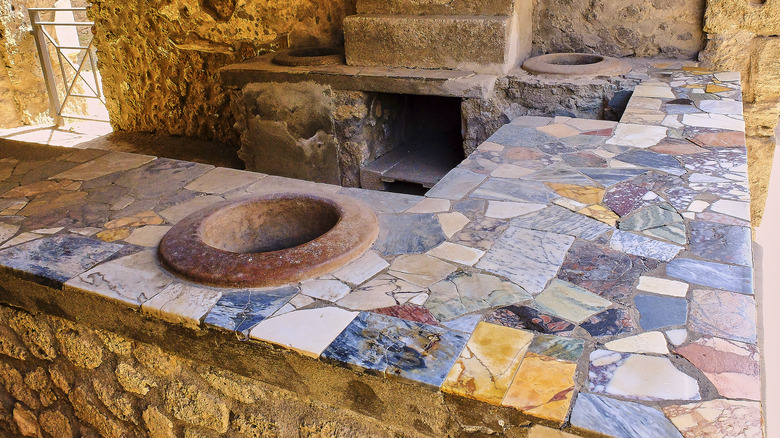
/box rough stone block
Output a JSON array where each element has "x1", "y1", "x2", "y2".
[
  {"x1": 344, "y1": 15, "x2": 530, "y2": 74},
  {"x1": 357, "y1": 0, "x2": 521, "y2": 16}
]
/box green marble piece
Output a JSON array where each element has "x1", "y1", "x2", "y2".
[{"x1": 534, "y1": 279, "x2": 611, "y2": 323}]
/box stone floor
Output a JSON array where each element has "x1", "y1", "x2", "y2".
[{"x1": 0, "y1": 67, "x2": 764, "y2": 436}]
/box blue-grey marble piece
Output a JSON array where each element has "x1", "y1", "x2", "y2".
[
  {"x1": 374, "y1": 213, "x2": 447, "y2": 256},
  {"x1": 486, "y1": 124, "x2": 555, "y2": 147},
  {"x1": 337, "y1": 188, "x2": 421, "y2": 213},
  {"x1": 570, "y1": 393, "x2": 684, "y2": 438},
  {"x1": 470, "y1": 178, "x2": 559, "y2": 204},
  {"x1": 618, "y1": 203, "x2": 682, "y2": 231},
  {"x1": 523, "y1": 164, "x2": 597, "y2": 186},
  {"x1": 476, "y1": 226, "x2": 575, "y2": 294},
  {"x1": 425, "y1": 168, "x2": 487, "y2": 200},
  {"x1": 578, "y1": 169, "x2": 648, "y2": 187},
  {"x1": 529, "y1": 334, "x2": 585, "y2": 362},
  {"x1": 666, "y1": 258, "x2": 753, "y2": 295},
  {"x1": 0, "y1": 235, "x2": 123, "y2": 286},
  {"x1": 609, "y1": 230, "x2": 683, "y2": 262},
  {"x1": 321, "y1": 312, "x2": 469, "y2": 388},
  {"x1": 689, "y1": 221, "x2": 753, "y2": 267},
  {"x1": 634, "y1": 294, "x2": 688, "y2": 330},
  {"x1": 613, "y1": 150, "x2": 685, "y2": 176},
  {"x1": 203, "y1": 287, "x2": 297, "y2": 334},
  {"x1": 510, "y1": 205, "x2": 613, "y2": 241},
  {"x1": 440, "y1": 314, "x2": 482, "y2": 334}
]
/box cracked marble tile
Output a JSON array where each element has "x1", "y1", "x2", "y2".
[
  {"x1": 534, "y1": 279, "x2": 611, "y2": 323},
  {"x1": 471, "y1": 178, "x2": 560, "y2": 204},
  {"x1": 476, "y1": 226, "x2": 574, "y2": 295},
  {"x1": 388, "y1": 254, "x2": 456, "y2": 288},
  {"x1": 558, "y1": 240, "x2": 659, "y2": 303},
  {"x1": 609, "y1": 230, "x2": 683, "y2": 261},
  {"x1": 426, "y1": 271, "x2": 531, "y2": 321},
  {"x1": 321, "y1": 312, "x2": 468, "y2": 388},
  {"x1": 142, "y1": 282, "x2": 222, "y2": 327},
  {"x1": 484, "y1": 201, "x2": 545, "y2": 219},
  {"x1": 203, "y1": 286, "x2": 296, "y2": 334},
  {"x1": 0, "y1": 235, "x2": 123, "y2": 285},
  {"x1": 184, "y1": 167, "x2": 265, "y2": 194},
  {"x1": 372, "y1": 304, "x2": 439, "y2": 326},
  {"x1": 425, "y1": 169, "x2": 487, "y2": 200},
  {"x1": 442, "y1": 322, "x2": 533, "y2": 404},
  {"x1": 588, "y1": 350, "x2": 700, "y2": 401},
  {"x1": 502, "y1": 352, "x2": 578, "y2": 425},
  {"x1": 606, "y1": 124, "x2": 668, "y2": 149},
  {"x1": 374, "y1": 213, "x2": 446, "y2": 256},
  {"x1": 64, "y1": 250, "x2": 171, "y2": 307},
  {"x1": 662, "y1": 399, "x2": 762, "y2": 438},
  {"x1": 300, "y1": 279, "x2": 351, "y2": 302},
  {"x1": 676, "y1": 336, "x2": 759, "y2": 400},
  {"x1": 332, "y1": 251, "x2": 389, "y2": 286},
  {"x1": 510, "y1": 206, "x2": 613, "y2": 241},
  {"x1": 689, "y1": 289, "x2": 757, "y2": 343},
  {"x1": 485, "y1": 305, "x2": 575, "y2": 335},
  {"x1": 250, "y1": 307, "x2": 358, "y2": 358},
  {"x1": 689, "y1": 221, "x2": 752, "y2": 267},
  {"x1": 426, "y1": 242, "x2": 485, "y2": 266},
  {"x1": 570, "y1": 392, "x2": 684, "y2": 438}
]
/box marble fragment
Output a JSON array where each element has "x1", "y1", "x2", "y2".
[
  {"x1": 426, "y1": 271, "x2": 531, "y2": 321},
  {"x1": 476, "y1": 227, "x2": 574, "y2": 294},
  {"x1": 666, "y1": 258, "x2": 752, "y2": 295},
  {"x1": 689, "y1": 221, "x2": 752, "y2": 267},
  {"x1": 0, "y1": 235, "x2": 123, "y2": 285},
  {"x1": 184, "y1": 167, "x2": 263, "y2": 194},
  {"x1": 426, "y1": 242, "x2": 485, "y2": 266},
  {"x1": 689, "y1": 289, "x2": 757, "y2": 343},
  {"x1": 528, "y1": 334, "x2": 584, "y2": 362},
  {"x1": 636, "y1": 276, "x2": 688, "y2": 297},
  {"x1": 579, "y1": 308, "x2": 634, "y2": 337},
  {"x1": 534, "y1": 279, "x2": 611, "y2": 323},
  {"x1": 0, "y1": 222, "x2": 20, "y2": 244},
  {"x1": 321, "y1": 312, "x2": 468, "y2": 388},
  {"x1": 634, "y1": 294, "x2": 687, "y2": 330},
  {"x1": 142, "y1": 283, "x2": 222, "y2": 327},
  {"x1": 425, "y1": 169, "x2": 486, "y2": 200},
  {"x1": 570, "y1": 392, "x2": 684, "y2": 438},
  {"x1": 50, "y1": 152, "x2": 155, "y2": 181},
  {"x1": 332, "y1": 251, "x2": 389, "y2": 285},
  {"x1": 663, "y1": 399, "x2": 762, "y2": 438},
  {"x1": 682, "y1": 113, "x2": 744, "y2": 132},
  {"x1": 388, "y1": 254, "x2": 456, "y2": 288},
  {"x1": 545, "y1": 183, "x2": 604, "y2": 205},
  {"x1": 578, "y1": 168, "x2": 647, "y2": 187},
  {"x1": 300, "y1": 279, "x2": 351, "y2": 302},
  {"x1": 613, "y1": 150, "x2": 685, "y2": 175},
  {"x1": 576, "y1": 205, "x2": 619, "y2": 226},
  {"x1": 438, "y1": 212, "x2": 470, "y2": 238},
  {"x1": 486, "y1": 305, "x2": 574, "y2": 335},
  {"x1": 249, "y1": 307, "x2": 358, "y2": 358},
  {"x1": 606, "y1": 124, "x2": 668, "y2": 148},
  {"x1": 471, "y1": 178, "x2": 560, "y2": 204},
  {"x1": 441, "y1": 314, "x2": 482, "y2": 334},
  {"x1": 442, "y1": 322, "x2": 533, "y2": 405},
  {"x1": 609, "y1": 230, "x2": 683, "y2": 261},
  {"x1": 588, "y1": 351, "x2": 700, "y2": 401},
  {"x1": 405, "y1": 197, "x2": 450, "y2": 214},
  {"x1": 372, "y1": 304, "x2": 439, "y2": 326},
  {"x1": 64, "y1": 250, "x2": 172, "y2": 307},
  {"x1": 502, "y1": 353, "x2": 577, "y2": 425},
  {"x1": 605, "y1": 332, "x2": 669, "y2": 354},
  {"x1": 511, "y1": 206, "x2": 613, "y2": 241},
  {"x1": 484, "y1": 201, "x2": 545, "y2": 219},
  {"x1": 337, "y1": 187, "x2": 419, "y2": 213},
  {"x1": 374, "y1": 213, "x2": 446, "y2": 256},
  {"x1": 676, "y1": 336, "x2": 760, "y2": 400}
]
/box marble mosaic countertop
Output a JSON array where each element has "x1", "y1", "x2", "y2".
[{"x1": 0, "y1": 67, "x2": 762, "y2": 437}]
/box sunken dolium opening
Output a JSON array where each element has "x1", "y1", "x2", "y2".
[
  {"x1": 546, "y1": 54, "x2": 605, "y2": 65},
  {"x1": 199, "y1": 197, "x2": 341, "y2": 253}
]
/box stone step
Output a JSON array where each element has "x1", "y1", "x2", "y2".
[
  {"x1": 356, "y1": 0, "x2": 519, "y2": 16},
  {"x1": 344, "y1": 14, "x2": 531, "y2": 74}
]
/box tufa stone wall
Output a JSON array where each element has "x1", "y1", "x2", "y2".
[
  {"x1": 531, "y1": 0, "x2": 706, "y2": 58},
  {"x1": 0, "y1": 303, "x2": 419, "y2": 438},
  {"x1": 86, "y1": 0, "x2": 356, "y2": 144},
  {"x1": 698, "y1": 0, "x2": 780, "y2": 224},
  {"x1": 0, "y1": 0, "x2": 56, "y2": 128}
]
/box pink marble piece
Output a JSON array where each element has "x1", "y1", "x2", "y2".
[{"x1": 675, "y1": 336, "x2": 760, "y2": 400}]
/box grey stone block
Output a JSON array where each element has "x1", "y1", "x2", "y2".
[{"x1": 344, "y1": 14, "x2": 530, "y2": 74}]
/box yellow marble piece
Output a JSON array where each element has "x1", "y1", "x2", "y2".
[
  {"x1": 502, "y1": 353, "x2": 577, "y2": 425},
  {"x1": 527, "y1": 425, "x2": 580, "y2": 438},
  {"x1": 536, "y1": 123, "x2": 581, "y2": 138},
  {"x1": 576, "y1": 205, "x2": 619, "y2": 226},
  {"x1": 442, "y1": 322, "x2": 533, "y2": 405},
  {"x1": 103, "y1": 210, "x2": 165, "y2": 229},
  {"x1": 683, "y1": 84, "x2": 705, "y2": 89},
  {"x1": 96, "y1": 227, "x2": 131, "y2": 242},
  {"x1": 706, "y1": 84, "x2": 733, "y2": 94},
  {"x1": 546, "y1": 183, "x2": 604, "y2": 205}
]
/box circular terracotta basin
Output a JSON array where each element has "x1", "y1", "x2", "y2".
[
  {"x1": 158, "y1": 192, "x2": 378, "y2": 288},
  {"x1": 272, "y1": 47, "x2": 345, "y2": 66},
  {"x1": 522, "y1": 53, "x2": 629, "y2": 76}
]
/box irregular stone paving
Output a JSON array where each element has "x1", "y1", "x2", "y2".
[{"x1": 0, "y1": 67, "x2": 762, "y2": 436}]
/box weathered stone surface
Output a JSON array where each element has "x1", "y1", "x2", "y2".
[
  {"x1": 116, "y1": 362, "x2": 158, "y2": 396},
  {"x1": 344, "y1": 15, "x2": 522, "y2": 74},
  {"x1": 357, "y1": 0, "x2": 518, "y2": 15},
  {"x1": 143, "y1": 406, "x2": 176, "y2": 438},
  {"x1": 165, "y1": 382, "x2": 230, "y2": 433},
  {"x1": 39, "y1": 409, "x2": 72, "y2": 438}
]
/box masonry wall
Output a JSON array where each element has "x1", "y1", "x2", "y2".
[
  {"x1": 0, "y1": 303, "x2": 421, "y2": 438},
  {"x1": 85, "y1": 0, "x2": 356, "y2": 144}
]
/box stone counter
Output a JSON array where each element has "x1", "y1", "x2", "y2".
[{"x1": 0, "y1": 67, "x2": 763, "y2": 437}]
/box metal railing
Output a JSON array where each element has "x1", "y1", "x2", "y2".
[{"x1": 28, "y1": 7, "x2": 108, "y2": 124}]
